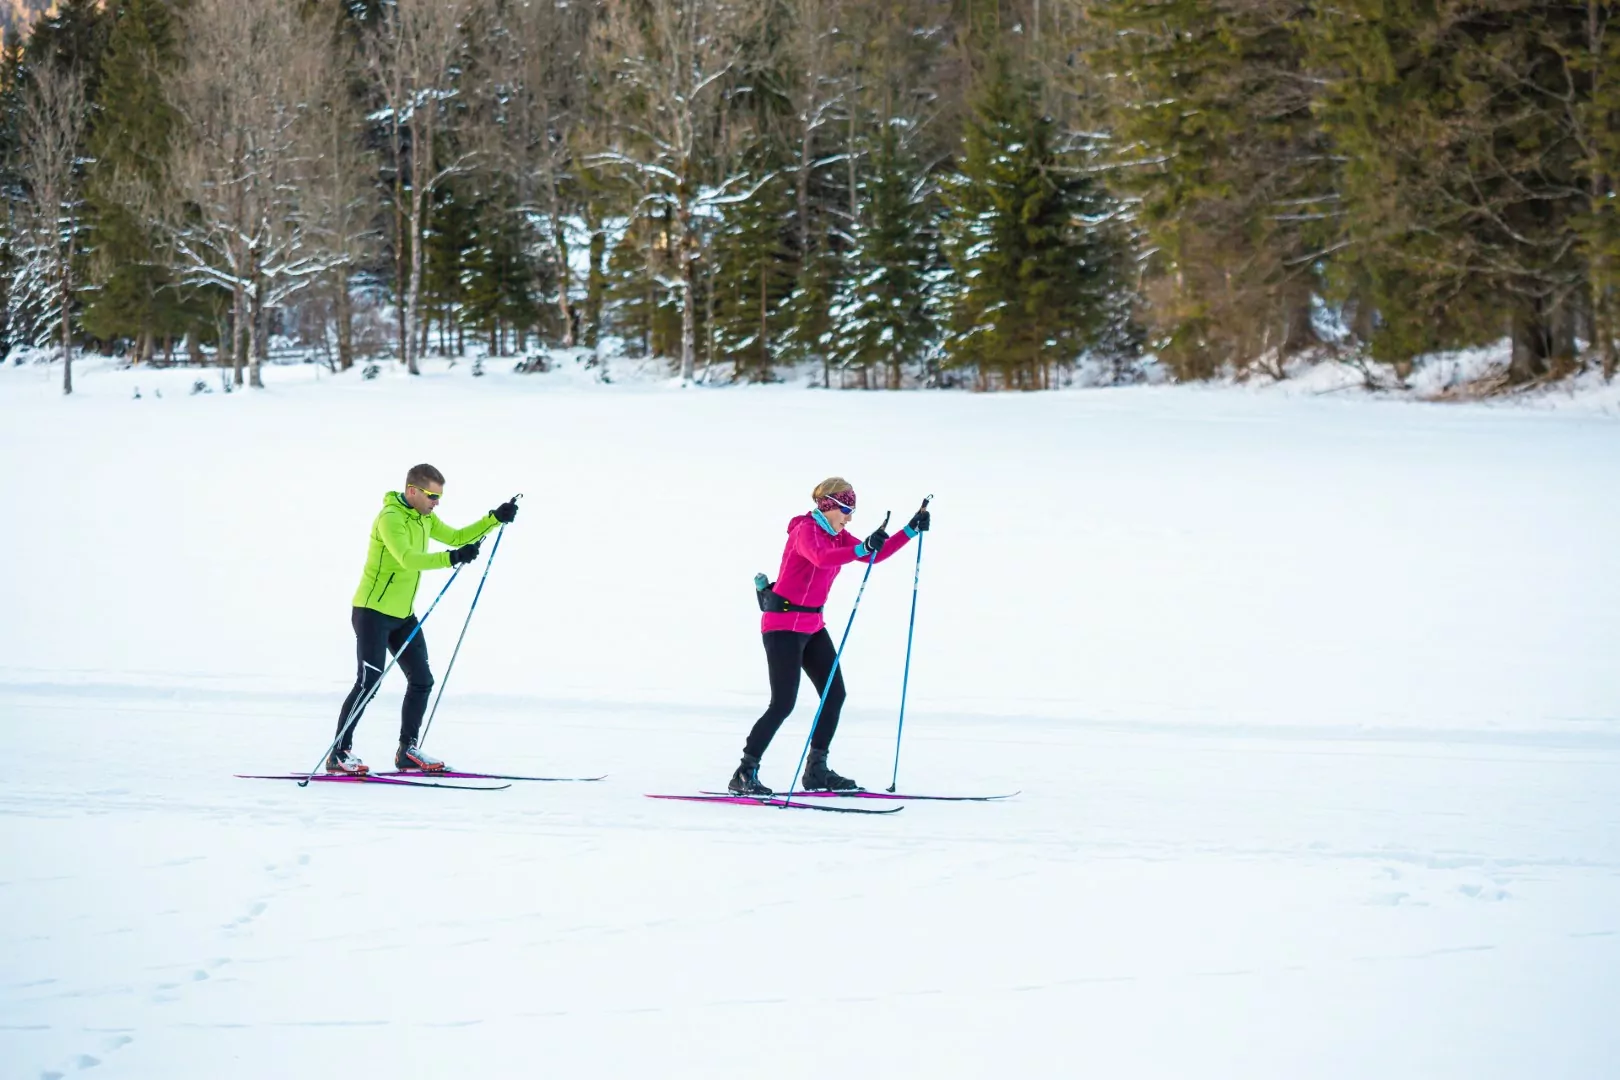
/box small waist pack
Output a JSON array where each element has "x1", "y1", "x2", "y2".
[{"x1": 755, "y1": 572, "x2": 823, "y2": 614}]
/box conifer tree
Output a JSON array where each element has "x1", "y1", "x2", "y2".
[
  {"x1": 82, "y1": 0, "x2": 191, "y2": 362},
  {"x1": 709, "y1": 148, "x2": 794, "y2": 381},
  {"x1": 1311, "y1": 0, "x2": 1592, "y2": 381},
  {"x1": 829, "y1": 124, "x2": 936, "y2": 388},
  {"x1": 1091, "y1": 0, "x2": 1329, "y2": 380},
  {"x1": 940, "y1": 52, "x2": 1118, "y2": 389}
]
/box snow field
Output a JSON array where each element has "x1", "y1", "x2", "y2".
[{"x1": 2, "y1": 356, "x2": 1617, "y2": 1077}]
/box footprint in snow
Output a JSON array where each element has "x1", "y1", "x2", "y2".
[{"x1": 1457, "y1": 883, "x2": 1510, "y2": 901}]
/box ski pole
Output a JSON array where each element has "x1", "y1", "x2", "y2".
[
  {"x1": 782, "y1": 510, "x2": 890, "y2": 807},
  {"x1": 300, "y1": 565, "x2": 465, "y2": 787},
  {"x1": 419, "y1": 494, "x2": 521, "y2": 751},
  {"x1": 887, "y1": 495, "x2": 931, "y2": 792}
]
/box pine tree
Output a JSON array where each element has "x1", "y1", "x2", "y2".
[
  {"x1": 709, "y1": 146, "x2": 795, "y2": 381},
  {"x1": 81, "y1": 0, "x2": 194, "y2": 362},
  {"x1": 422, "y1": 181, "x2": 477, "y2": 357},
  {"x1": 940, "y1": 52, "x2": 1121, "y2": 390},
  {"x1": 1311, "y1": 0, "x2": 1592, "y2": 381},
  {"x1": 1091, "y1": 0, "x2": 1330, "y2": 380},
  {"x1": 460, "y1": 189, "x2": 538, "y2": 357},
  {"x1": 829, "y1": 124, "x2": 937, "y2": 389},
  {"x1": 779, "y1": 244, "x2": 842, "y2": 385}
]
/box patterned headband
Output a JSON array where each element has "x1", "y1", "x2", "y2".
[{"x1": 816, "y1": 490, "x2": 856, "y2": 514}]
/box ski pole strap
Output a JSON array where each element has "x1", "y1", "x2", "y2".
[{"x1": 755, "y1": 580, "x2": 823, "y2": 614}]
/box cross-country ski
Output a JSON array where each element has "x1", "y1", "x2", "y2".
[
  {"x1": 699, "y1": 789, "x2": 1019, "y2": 803},
  {"x1": 237, "y1": 773, "x2": 512, "y2": 792},
  {"x1": 644, "y1": 793, "x2": 904, "y2": 816}
]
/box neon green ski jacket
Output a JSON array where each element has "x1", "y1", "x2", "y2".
[{"x1": 351, "y1": 491, "x2": 497, "y2": 617}]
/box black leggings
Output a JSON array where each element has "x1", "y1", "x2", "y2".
[
  {"x1": 743, "y1": 629, "x2": 847, "y2": 759},
  {"x1": 335, "y1": 606, "x2": 433, "y2": 751}
]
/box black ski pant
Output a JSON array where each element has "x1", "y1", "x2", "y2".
[
  {"x1": 743, "y1": 628, "x2": 846, "y2": 760},
  {"x1": 335, "y1": 606, "x2": 433, "y2": 753}
]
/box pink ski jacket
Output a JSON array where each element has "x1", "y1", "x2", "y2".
[{"x1": 761, "y1": 512, "x2": 913, "y2": 634}]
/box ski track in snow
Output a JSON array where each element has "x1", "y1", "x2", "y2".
[{"x1": 2, "y1": 359, "x2": 1619, "y2": 1077}]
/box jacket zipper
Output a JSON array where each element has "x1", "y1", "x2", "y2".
[
  {"x1": 376, "y1": 572, "x2": 395, "y2": 605},
  {"x1": 404, "y1": 515, "x2": 425, "y2": 610}
]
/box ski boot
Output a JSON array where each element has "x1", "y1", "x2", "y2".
[
  {"x1": 800, "y1": 748, "x2": 859, "y2": 791},
  {"x1": 326, "y1": 749, "x2": 369, "y2": 775},
  {"x1": 396, "y1": 742, "x2": 447, "y2": 773},
  {"x1": 728, "y1": 753, "x2": 772, "y2": 796}
]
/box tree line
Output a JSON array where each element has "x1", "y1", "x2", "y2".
[{"x1": 2, "y1": 0, "x2": 1616, "y2": 394}]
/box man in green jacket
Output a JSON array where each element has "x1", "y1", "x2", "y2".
[{"x1": 330, "y1": 463, "x2": 518, "y2": 774}]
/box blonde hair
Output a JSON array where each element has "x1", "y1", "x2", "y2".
[{"x1": 812, "y1": 477, "x2": 853, "y2": 501}]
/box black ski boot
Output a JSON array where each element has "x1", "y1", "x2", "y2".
[
  {"x1": 800, "y1": 748, "x2": 859, "y2": 791},
  {"x1": 396, "y1": 742, "x2": 447, "y2": 773},
  {"x1": 728, "y1": 753, "x2": 772, "y2": 796}
]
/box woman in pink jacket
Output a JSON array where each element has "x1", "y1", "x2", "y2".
[{"x1": 731, "y1": 477, "x2": 932, "y2": 795}]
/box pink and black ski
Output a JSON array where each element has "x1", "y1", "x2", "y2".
[
  {"x1": 645, "y1": 793, "x2": 903, "y2": 815},
  {"x1": 699, "y1": 789, "x2": 1018, "y2": 802},
  {"x1": 236, "y1": 773, "x2": 511, "y2": 791},
  {"x1": 370, "y1": 770, "x2": 606, "y2": 782}
]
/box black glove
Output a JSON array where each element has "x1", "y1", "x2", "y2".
[
  {"x1": 448, "y1": 541, "x2": 482, "y2": 567},
  {"x1": 907, "y1": 508, "x2": 931, "y2": 533},
  {"x1": 491, "y1": 500, "x2": 519, "y2": 524},
  {"x1": 862, "y1": 526, "x2": 890, "y2": 556}
]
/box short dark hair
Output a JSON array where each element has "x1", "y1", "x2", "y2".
[{"x1": 406, "y1": 463, "x2": 445, "y2": 489}]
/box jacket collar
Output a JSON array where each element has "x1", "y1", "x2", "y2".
[{"x1": 390, "y1": 491, "x2": 424, "y2": 519}]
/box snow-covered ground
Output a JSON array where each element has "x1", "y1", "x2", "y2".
[{"x1": 3, "y1": 355, "x2": 1618, "y2": 1078}]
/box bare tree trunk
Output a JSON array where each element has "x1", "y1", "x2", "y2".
[
  {"x1": 702, "y1": 254, "x2": 717, "y2": 382},
  {"x1": 60, "y1": 264, "x2": 73, "y2": 395},
  {"x1": 232, "y1": 279, "x2": 246, "y2": 386},
  {"x1": 335, "y1": 265, "x2": 354, "y2": 370},
  {"x1": 1280, "y1": 287, "x2": 1318, "y2": 356},
  {"x1": 395, "y1": 176, "x2": 408, "y2": 365},
  {"x1": 586, "y1": 213, "x2": 605, "y2": 349},
  {"x1": 680, "y1": 221, "x2": 697, "y2": 383},
  {"x1": 553, "y1": 216, "x2": 575, "y2": 348},
  {"x1": 406, "y1": 183, "x2": 426, "y2": 374},
  {"x1": 248, "y1": 275, "x2": 265, "y2": 389},
  {"x1": 1510, "y1": 295, "x2": 1577, "y2": 383}
]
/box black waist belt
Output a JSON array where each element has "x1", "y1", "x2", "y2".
[{"x1": 756, "y1": 583, "x2": 823, "y2": 614}]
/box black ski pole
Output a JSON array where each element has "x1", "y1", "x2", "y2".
[
  {"x1": 887, "y1": 496, "x2": 931, "y2": 792},
  {"x1": 419, "y1": 494, "x2": 521, "y2": 751}
]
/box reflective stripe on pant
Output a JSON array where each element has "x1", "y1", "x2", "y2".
[{"x1": 334, "y1": 605, "x2": 434, "y2": 751}]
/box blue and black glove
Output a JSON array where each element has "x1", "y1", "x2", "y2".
[{"x1": 859, "y1": 525, "x2": 890, "y2": 557}]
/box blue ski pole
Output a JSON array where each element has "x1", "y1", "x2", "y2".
[
  {"x1": 887, "y1": 496, "x2": 931, "y2": 792},
  {"x1": 300, "y1": 565, "x2": 465, "y2": 787},
  {"x1": 419, "y1": 494, "x2": 521, "y2": 750},
  {"x1": 782, "y1": 511, "x2": 890, "y2": 807}
]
